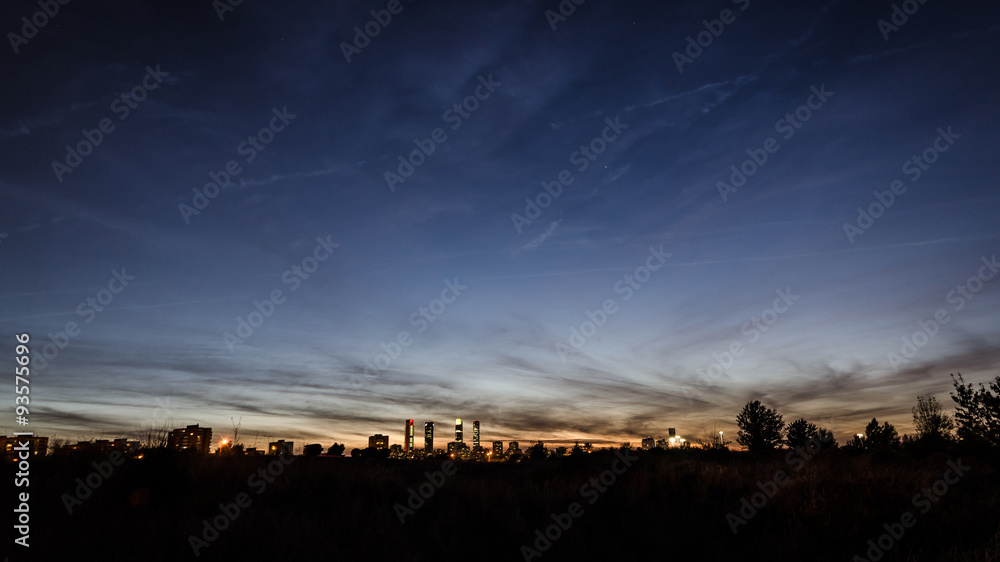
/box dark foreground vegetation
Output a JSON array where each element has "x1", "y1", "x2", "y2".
[{"x1": 7, "y1": 445, "x2": 1000, "y2": 562}]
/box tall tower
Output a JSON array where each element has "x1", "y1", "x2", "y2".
[
  {"x1": 473, "y1": 420, "x2": 480, "y2": 450},
  {"x1": 404, "y1": 419, "x2": 414, "y2": 455},
  {"x1": 424, "y1": 421, "x2": 434, "y2": 452},
  {"x1": 455, "y1": 418, "x2": 463, "y2": 443}
]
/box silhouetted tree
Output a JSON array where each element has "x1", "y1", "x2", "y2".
[
  {"x1": 527, "y1": 441, "x2": 548, "y2": 460},
  {"x1": 303, "y1": 444, "x2": 323, "y2": 456},
  {"x1": 571, "y1": 442, "x2": 584, "y2": 456},
  {"x1": 844, "y1": 433, "x2": 865, "y2": 452},
  {"x1": 864, "y1": 418, "x2": 900, "y2": 452},
  {"x1": 619, "y1": 441, "x2": 633, "y2": 452},
  {"x1": 130, "y1": 420, "x2": 172, "y2": 450},
  {"x1": 950, "y1": 373, "x2": 1000, "y2": 447},
  {"x1": 326, "y1": 442, "x2": 346, "y2": 456},
  {"x1": 816, "y1": 427, "x2": 838, "y2": 447},
  {"x1": 699, "y1": 425, "x2": 731, "y2": 450},
  {"x1": 360, "y1": 446, "x2": 390, "y2": 459},
  {"x1": 785, "y1": 418, "x2": 819, "y2": 449},
  {"x1": 912, "y1": 395, "x2": 954, "y2": 442},
  {"x1": 350, "y1": 448, "x2": 362, "y2": 457},
  {"x1": 736, "y1": 400, "x2": 784, "y2": 452}
]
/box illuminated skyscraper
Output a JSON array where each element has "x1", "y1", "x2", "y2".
[
  {"x1": 424, "y1": 421, "x2": 434, "y2": 452},
  {"x1": 492, "y1": 441, "x2": 503, "y2": 455},
  {"x1": 472, "y1": 420, "x2": 480, "y2": 449},
  {"x1": 404, "y1": 419, "x2": 414, "y2": 455},
  {"x1": 455, "y1": 418, "x2": 463, "y2": 443}
]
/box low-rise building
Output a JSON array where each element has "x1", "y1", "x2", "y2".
[
  {"x1": 168, "y1": 424, "x2": 213, "y2": 454},
  {"x1": 269, "y1": 440, "x2": 294, "y2": 456},
  {"x1": 0, "y1": 435, "x2": 48, "y2": 460}
]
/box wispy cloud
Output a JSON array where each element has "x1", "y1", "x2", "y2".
[{"x1": 516, "y1": 220, "x2": 560, "y2": 253}]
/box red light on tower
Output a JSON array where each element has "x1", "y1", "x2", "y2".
[{"x1": 404, "y1": 419, "x2": 414, "y2": 455}]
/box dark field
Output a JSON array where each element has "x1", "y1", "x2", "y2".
[{"x1": 8, "y1": 447, "x2": 1000, "y2": 561}]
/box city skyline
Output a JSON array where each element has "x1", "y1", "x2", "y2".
[
  {"x1": 2, "y1": 2, "x2": 998, "y2": 452},
  {"x1": 0, "y1": 406, "x2": 893, "y2": 454}
]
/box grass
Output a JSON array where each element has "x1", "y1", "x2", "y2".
[{"x1": 13, "y1": 446, "x2": 1000, "y2": 561}]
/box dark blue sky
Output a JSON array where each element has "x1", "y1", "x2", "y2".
[{"x1": 2, "y1": 0, "x2": 998, "y2": 450}]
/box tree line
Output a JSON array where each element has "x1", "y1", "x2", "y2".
[{"x1": 733, "y1": 373, "x2": 1000, "y2": 452}]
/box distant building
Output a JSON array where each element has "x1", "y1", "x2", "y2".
[
  {"x1": 508, "y1": 441, "x2": 520, "y2": 453},
  {"x1": 472, "y1": 420, "x2": 480, "y2": 450},
  {"x1": 168, "y1": 424, "x2": 212, "y2": 454},
  {"x1": 368, "y1": 434, "x2": 389, "y2": 450},
  {"x1": 404, "y1": 419, "x2": 415, "y2": 455},
  {"x1": 113, "y1": 438, "x2": 140, "y2": 454},
  {"x1": 81, "y1": 438, "x2": 139, "y2": 455},
  {"x1": 656, "y1": 438, "x2": 668, "y2": 449},
  {"x1": 424, "y1": 422, "x2": 434, "y2": 452},
  {"x1": 668, "y1": 428, "x2": 676, "y2": 438},
  {"x1": 492, "y1": 441, "x2": 503, "y2": 456},
  {"x1": 269, "y1": 440, "x2": 293, "y2": 456},
  {"x1": 389, "y1": 444, "x2": 403, "y2": 458},
  {"x1": 642, "y1": 437, "x2": 655, "y2": 450},
  {"x1": 455, "y1": 418, "x2": 463, "y2": 443},
  {"x1": 0, "y1": 435, "x2": 48, "y2": 460}
]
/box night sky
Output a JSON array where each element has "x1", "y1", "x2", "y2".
[{"x1": 2, "y1": 0, "x2": 998, "y2": 451}]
